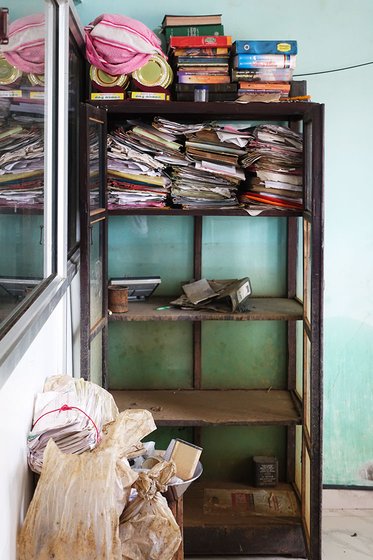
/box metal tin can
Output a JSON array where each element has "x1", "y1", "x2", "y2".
[
  {"x1": 132, "y1": 54, "x2": 173, "y2": 89},
  {"x1": 253, "y1": 456, "x2": 278, "y2": 487},
  {"x1": 0, "y1": 54, "x2": 22, "y2": 85}
]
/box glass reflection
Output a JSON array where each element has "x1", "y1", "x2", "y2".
[
  {"x1": 0, "y1": 7, "x2": 46, "y2": 327},
  {"x1": 88, "y1": 120, "x2": 101, "y2": 211}
]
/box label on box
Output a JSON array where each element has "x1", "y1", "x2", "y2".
[
  {"x1": 0, "y1": 90, "x2": 22, "y2": 98},
  {"x1": 237, "y1": 280, "x2": 251, "y2": 303},
  {"x1": 30, "y1": 91, "x2": 45, "y2": 99},
  {"x1": 90, "y1": 92, "x2": 124, "y2": 100}
]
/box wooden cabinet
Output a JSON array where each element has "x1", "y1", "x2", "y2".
[{"x1": 90, "y1": 99, "x2": 323, "y2": 559}]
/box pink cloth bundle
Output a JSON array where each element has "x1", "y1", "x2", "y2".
[
  {"x1": 85, "y1": 13, "x2": 165, "y2": 76},
  {"x1": 2, "y1": 13, "x2": 45, "y2": 74}
]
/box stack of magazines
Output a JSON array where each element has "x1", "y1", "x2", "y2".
[
  {"x1": 107, "y1": 122, "x2": 185, "y2": 208},
  {"x1": 239, "y1": 124, "x2": 303, "y2": 210}
]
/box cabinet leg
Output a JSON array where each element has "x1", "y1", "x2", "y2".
[{"x1": 169, "y1": 497, "x2": 184, "y2": 560}]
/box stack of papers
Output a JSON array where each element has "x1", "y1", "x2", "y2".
[
  {"x1": 107, "y1": 123, "x2": 184, "y2": 208},
  {"x1": 0, "y1": 124, "x2": 44, "y2": 208},
  {"x1": 239, "y1": 124, "x2": 303, "y2": 210},
  {"x1": 27, "y1": 375, "x2": 119, "y2": 473}
]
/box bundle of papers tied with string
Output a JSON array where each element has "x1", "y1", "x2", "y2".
[
  {"x1": 171, "y1": 277, "x2": 252, "y2": 313},
  {"x1": 27, "y1": 375, "x2": 119, "y2": 473}
]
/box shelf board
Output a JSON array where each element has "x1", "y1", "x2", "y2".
[
  {"x1": 91, "y1": 99, "x2": 314, "y2": 121},
  {"x1": 110, "y1": 389, "x2": 301, "y2": 426},
  {"x1": 183, "y1": 480, "x2": 306, "y2": 556},
  {"x1": 109, "y1": 296, "x2": 303, "y2": 322},
  {"x1": 108, "y1": 206, "x2": 301, "y2": 217}
]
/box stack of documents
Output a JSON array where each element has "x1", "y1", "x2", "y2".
[
  {"x1": 107, "y1": 122, "x2": 185, "y2": 208},
  {"x1": 0, "y1": 124, "x2": 44, "y2": 208},
  {"x1": 27, "y1": 375, "x2": 119, "y2": 473},
  {"x1": 239, "y1": 124, "x2": 303, "y2": 210},
  {"x1": 164, "y1": 122, "x2": 251, "y2": 209}
]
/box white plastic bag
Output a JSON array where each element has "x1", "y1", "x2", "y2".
[
  {"x1": 120, "y1": 461, "x2": 182, "y2": 560},
  {"x1": 18, "y1": 409, "x2": 156, "y2": 560}
]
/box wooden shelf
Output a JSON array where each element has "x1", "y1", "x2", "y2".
[
  {"x1": 91, "y1": 99, "x2": 315, "y2": 121},
  {"x1": 108, "y1": 206, "x2": 301, "y2": 217},
  {"x1": 110, "y1": 389, "x2": 301, "y2": 426},
  {"x1": 109, "y1": 296, "x2": 303, "y2": 322},
  {"x1": 183, "y1": 480, "x2": 306, "y2": 557}
]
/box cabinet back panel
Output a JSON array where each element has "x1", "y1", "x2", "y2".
[
  {"x1": 202, "y1": 321, "x2": 287, "y2": 389},
  {"x1": 108, "y1": 322, "x2": 193, "y2": 389},
  {"x1": 108, "y1": 216, "x2": 194, "y2": 295},
  {"x1": 202, "y1": 217, "x2": 287, "y2": 296},
  {"x1": 200, "y1": 426, "x2": 286, "y2": 483},
  {"x1": 0, "y1": 215, "x2": 43, "y2": 277}
]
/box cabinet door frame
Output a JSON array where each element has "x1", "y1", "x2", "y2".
[{"x1": 79, "y1": 103, "x2": 108, "y2": 385}]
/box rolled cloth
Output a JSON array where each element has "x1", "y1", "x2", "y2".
[
  {"x1": 1, "y1": 13, "x2": 45, "y2": 74},
  {"x1": 85, "y1": 13, "x2": 165, "y2": 76}
]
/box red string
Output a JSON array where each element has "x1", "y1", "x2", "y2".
[{"x1": 32, "y1": 404, "x2": 100, "y2": 444}]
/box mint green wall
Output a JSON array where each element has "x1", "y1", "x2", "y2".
[{"x1": 76, "y1": 0, "x2": 373, "y2": 487}]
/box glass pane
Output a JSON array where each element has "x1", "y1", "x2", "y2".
[
  {"x1": 303, "y1": 445, "x2": 311, "y2": 539},
  {"x1": 295, "y1": 425, "x2": 302, "y2": 494},
  {"x1": 304, "y1": 330, "x2": 311, "y2": 434},
  {"x1": 90, "y1": 220, "x2": 103, "y2": 328},
  {"x1": 108, "y1": 216, "x2": 194, "y2": 296},
  {"x1": 202, "y1": 217, "x2": 287, "y2": 296},
  {"x1": 304, "y1": 219, "x2": 312, "y2": 324},
  {"x1": 304, "y1": 122, "x2": 312, "y2": 212},
  {"x1": 88, "y1": 118, "x2": 102, "y2": 211},
  {"x1": 295, "y1": 320, "x2": 303, "y2": 399},
  {"x1": 67, "y1": 29, "x2": 83, "y2": 252},
  {"x1": 202, "y1": 321, "x2": 287, "y2": 389},
  {"x1": 108, "y1": 321, "x2": 193, "y2": 389},
  {"x1": 0, "y1": 2, "x2": 54, "y2": 329},
  {"x1": 90, "y1": 330, "x2": 103, "y2": 386}
]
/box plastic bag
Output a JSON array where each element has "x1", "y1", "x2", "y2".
[
  {"x1": 18, "y1": 409, "x2": 156, "y2": 560},
  {"x1": 119, "y1": 461, "x2": 182, "y2": 560}
]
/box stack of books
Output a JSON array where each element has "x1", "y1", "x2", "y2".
[
  {"x1": 231, "y1": 40, "x2": 297, "y2": 101},
  {"x1": 162, "y1": 14, "x2": 237, "y2": 101},
  {"x1": 239, "y1": 124, "x2": 303, "y2": 211}
]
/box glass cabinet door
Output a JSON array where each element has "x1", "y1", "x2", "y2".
[{"x1": 80, "y1": 103, "x2": 107, "y2": 384}]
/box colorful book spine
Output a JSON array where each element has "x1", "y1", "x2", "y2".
[
  {"x1": 233, "y1": 54, "x2": 296, "y2": 69},
  {"x1": 238, "y1": 82, "x2": 291, "y2": 92},
  {"x1": 175, "y1": 82, "x2": 237, "y2": 92},
  {"x1": 164, "y1": 24, "x2": 224, "y2": 41},
  {"x1": 174, "y1": 56, "x2": 229, "y2": 65},
  {"x1": 169, "y1": 35, "x2": 232, "y2": 48},
  {"x1": 177, "y1": 74, "x2": 231, "y2": 84},
  {"x1": 232, "y1": 40, "x2": 297, "y2": 55},
  {"x1": 231, "y1": 68, "x2": 294, "y2": 82},
  {"x1": 171, "y1": 47, "x2": 229, "y2": 56}
]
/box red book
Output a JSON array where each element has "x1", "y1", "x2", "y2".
[{"x1": 169, "y1": 35, "x2": 232, "y2": 48}]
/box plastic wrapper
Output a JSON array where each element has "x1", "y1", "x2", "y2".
[
  {"x1": 120, "y1": 461, "x2": 182, "y2": 560},
  {"x1": 18, "y1": 409, "x2": 156, "y2": 560}
]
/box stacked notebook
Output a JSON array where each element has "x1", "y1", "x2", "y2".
[
  {"x1": 231, "y1": 40, "x2": 297, "y2": 101},
  {"x1": 107, "y1": 123, "x2": 185, "y2": 208},
  {"x1": 239, "y1": 124, "x2": 303, "y2": 210}
]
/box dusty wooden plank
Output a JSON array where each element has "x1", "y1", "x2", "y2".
[
  {"x1": 183, "y1": 481, "x2": 306, "y2": 556},
  {"x1": 110, "y1": 389, "x2": 301, "y2": 426},
  {"x1": 108, "y1": 296, "x2": 303, "y2": 322}
]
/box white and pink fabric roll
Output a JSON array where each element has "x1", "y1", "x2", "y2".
[
  {"x1": 1, "y1": 13, "x2": 45, "y2": 74},
  {"x1": 85, "y1": 13, "x2": 165, "y2": 76}
]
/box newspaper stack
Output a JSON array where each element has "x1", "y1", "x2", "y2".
[{"x1": 27, "y1": 375, "x2": 119, "y2": 473}]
